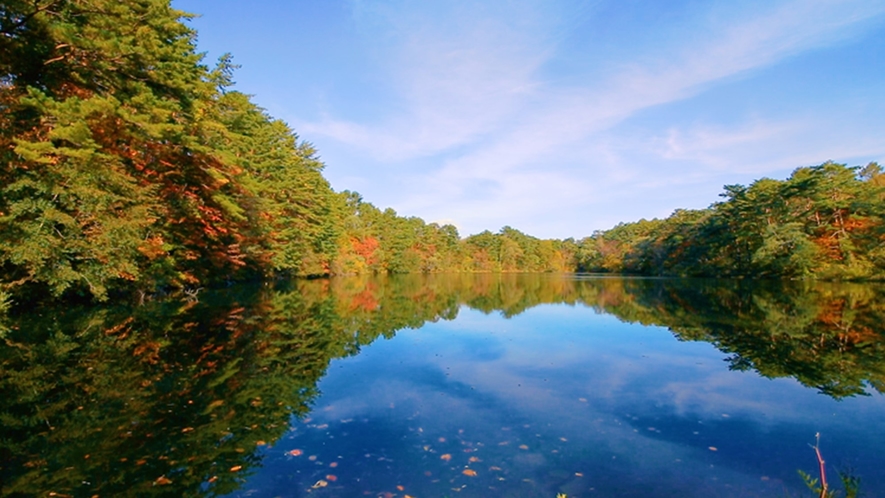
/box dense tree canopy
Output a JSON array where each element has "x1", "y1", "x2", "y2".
[
  {"x1": 577, "y1": 162, "x2": 885, "y2": 280},
  {"x1": 2, "y1": 1, "x2": 883, "y2": 308}
]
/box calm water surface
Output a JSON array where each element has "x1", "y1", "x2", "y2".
[{"x1": 2, "y1": 275, "x2": 884, "y2": 497}]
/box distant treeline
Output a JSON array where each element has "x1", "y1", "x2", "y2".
[
  {"x1": 1, "y1": 1, "x2": 883, "y2": 306},
  {"x1": 577, "y1": 161, "x2": 885, "y2": 279}
]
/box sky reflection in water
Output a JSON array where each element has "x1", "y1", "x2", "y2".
[
  {"x1": 4, "y1": 275, "x2": 883, "y2": 497},
  {"x1": 233, "y1": 299, "x2": 885, "y2": 498}
]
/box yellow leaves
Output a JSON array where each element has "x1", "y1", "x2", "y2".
[
  {"x1": 287, "y1": 449, "x2": 303, "y2": 456},
  {"x1": 312, "y1": 480, "x2": 328, "y2": 488},
  {"x1": 326, "y1": 475, "x2": 338, "y2": 482},
  {"x1": 468, "y1": 456, "x2": 481, "y2": 463},
  {"x1": 462, "y1": 469, "x2": 477, "y2": 477},
  {"x1": 229, "y1": 465, "x2": 242, "y2": 472},
  {"x1": 154, "y1": 476, "x2": 172, "y2": 485},
  {"x1": 440, "y1": 454, "x2": 452, "y2": 461}
]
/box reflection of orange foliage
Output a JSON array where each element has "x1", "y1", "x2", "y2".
[
  {"x1": 816, "y1": 300, "x2": 880, "y2": 344},
  {"x1": 104, "y1": 317, "x2": 134, "y2": 337},
  {"x1": 350, "y1": 282, "x2": 378, "y2": 311},
  {"x1": 349, "y1": 288, "x2": 379, "y2": 312},
  {"x1": 133, "y1": 341, "x2": 162, "y2": 364},
  {"x1": 817, "y1": 300, "x2": 846, "y2": 328},
  {"x1": 839, "y1": 326, "x2": 880, "y2": 344}
]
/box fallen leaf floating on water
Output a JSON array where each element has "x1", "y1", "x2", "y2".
[
  {"x1": 708, "y1": 447, "x2": 718, "y2": 452},
  {"x1": 519, "y1": 445, "x2": 529, "y2": 450},
  {"x1": 440, "y1": 454, "x2": 452, "y2": 461},
  {"x1": 468, "y1": 456, "x2": 480, "y2": 463},
  {"x1": 326, "y1": 475, "x2": 337, "y2": 482},
  {"x1": 287, "y1": 449, "x2": 303, "y2": 456},
  {"x1": 329, "y1": 461, "x2": 338, "y2": 468},
  {"x1": 230, "y1": 466, "x2": 242, "y2": 472},
  {"x1": 256, "y1": 440, "x2": 266, "y2": 446},
  {"x1": 489, "y1": 466, "x2": 502, "y2": 471},
  {"x1": 312, "y1": 480, "x2": 328, "y2": 488},
  {"x1": 154, "y1": 476, "x2": 173, "y2": 485},
  {"x1": 397, "y1": 485, "x2": 405, "y2": 491},
  {"x1": 462, "y1": 469, "x2": 477, "y2": 477},
  {"x1": 208, "y1": 476, "x2": 218, "y2": 483}
]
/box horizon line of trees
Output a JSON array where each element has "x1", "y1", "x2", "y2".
[
  {"x1": 2, "y1": 1, "x2": 884, "y2": 308},
  {"x1": 577, "y1": 161, "x2": 885, "y2": 280}
]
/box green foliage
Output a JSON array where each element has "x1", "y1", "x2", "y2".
[
  {"x1": 0, "y1": 0, "x2": 347, "y2": 302},
  {"x1": 2, "y1": 0, "x2": 882, "y2": 308},
  {"x1": 580, "y1": 162, "x2": 885, "y2": 280}
]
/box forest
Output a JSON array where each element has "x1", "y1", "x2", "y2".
[{"x1": 2, "y1": 0, "x2": 884, "y2": 307}]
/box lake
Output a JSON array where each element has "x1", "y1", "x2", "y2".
[{"x1": 2, "y1": 274, "x2": 884, "y2": 497}]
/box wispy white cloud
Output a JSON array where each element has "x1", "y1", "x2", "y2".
[
  {"x1": 300, "y1": 0, "x2": 885, "y2": 235},
  {"x1": 300, "y1": 0, "x2": 559, "y2": 161}
]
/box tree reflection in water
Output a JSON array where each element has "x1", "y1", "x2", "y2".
[{"x1": 2, "y1": 274, "x2": 883, "y2": 496}]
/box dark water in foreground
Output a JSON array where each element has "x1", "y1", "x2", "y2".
[{"x1": 2, "y1": 275, "x2": 885, "y2": 497}]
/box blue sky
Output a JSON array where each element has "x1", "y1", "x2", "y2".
[{"x1": 174, "y1": 0, "x2": 885, "y2": 239}]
